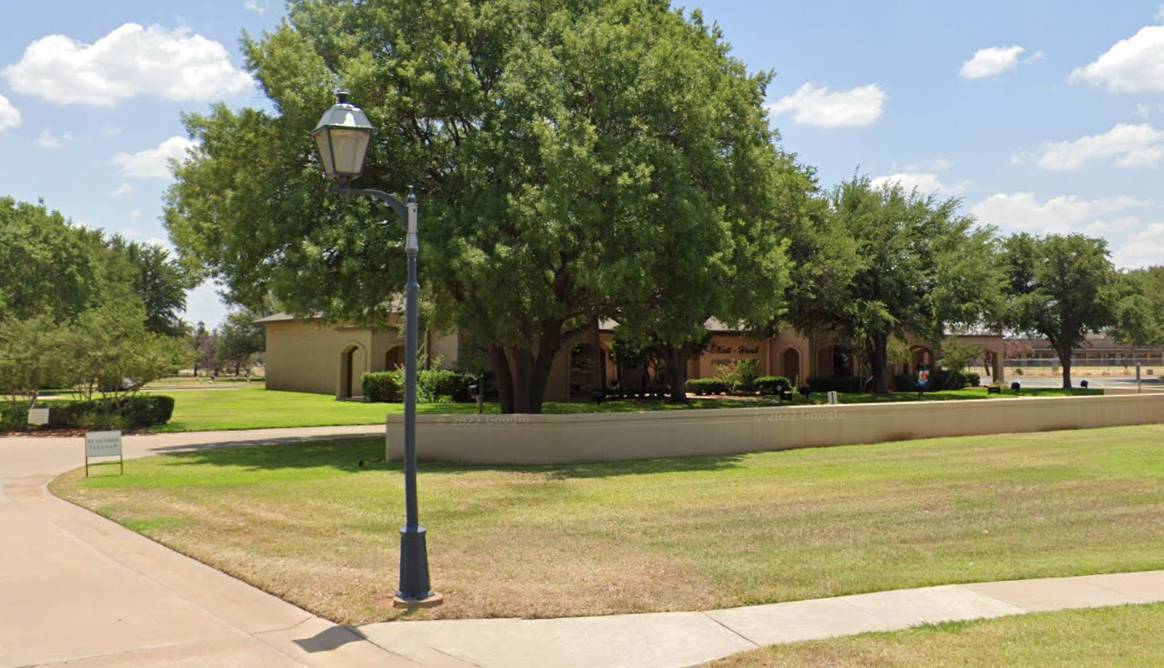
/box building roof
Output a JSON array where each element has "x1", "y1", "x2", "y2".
[{"x1": 253, "y1": 312, "x2": 321, "y2": 324}]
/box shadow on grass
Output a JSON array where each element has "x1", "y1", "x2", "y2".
[{"x1": 156, "y1": 436, "x2": 746, "y2": 479}]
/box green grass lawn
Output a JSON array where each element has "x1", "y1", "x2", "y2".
[
  {"x1": 52, "y1": 424, "x2": 1164, "y2": 625},
  {"x1": 147, "y1": 383, "x2": 1102, "y2": 432},
  {"x1": 710, "y1": 603, "x2": 1164, "y2": 667}
]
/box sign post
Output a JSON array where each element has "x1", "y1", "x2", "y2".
[
  {"x1": 1137, "y1": 362, "x2": 1143, "y2": 394},
  {"x1": 84, "y1": 431, "x2": 124, "y2": 477}
]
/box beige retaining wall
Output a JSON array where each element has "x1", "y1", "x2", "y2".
[{"x1": 385, "y1": 394, "x2": 1164, "y2": 465}]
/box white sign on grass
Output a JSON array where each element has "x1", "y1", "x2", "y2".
[
  {"x1": 85, "y1": 431, "x2": 123, "y2": 457},
  {"x1": 27, "y1": 407, "x2": 50, "y2": 426}
]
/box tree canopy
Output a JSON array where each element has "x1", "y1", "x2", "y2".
[
  {"x1": 825, "y1": 177, "x2": 1002, "y2": 393},
  {"x1": 165, "y1": 0, "x2": 813, "y2": 412},
  {"x1": 1001, "y1": 233, "x2": 1116, "y2": 389}
]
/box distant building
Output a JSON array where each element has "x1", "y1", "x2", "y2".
[
  {"x1": 258, "y1": 313, "x2": 1005, "y2": 400},
  {"x1": 1005, "y1": 336, "x2": 1164, "y2": 368}
]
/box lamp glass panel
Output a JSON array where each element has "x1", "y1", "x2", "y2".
[
  {"x1": 328, "y1": 127, "x2": 371, "y2": 177},
  {"x1": 312, "y1": 129, "x2": 336, "y2": 177}
]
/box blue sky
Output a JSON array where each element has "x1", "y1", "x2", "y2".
[{"x1": 3, "y1": 1, "x2": 1164, "y2": 328}]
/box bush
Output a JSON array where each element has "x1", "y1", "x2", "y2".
[
  {"x1": 0, "y1": 395, "x2": 175, "y2": 432},
  {"x1": 362, "y1": 371, "x2": 403, "y2": 402},
  {"x1": 964, "y1": 372, "x2": 981, "y2": 387},
  {"x1": 807, "y1": 376, "x2": 866, "y2": 394},
  {"x1": 754, "y1": 376, "x2": 792, "y2": 395},
  {"x1": 734, "y1": 359, "x2": 761, "y2": 392},
  {"x1": 419, "y1": 369, "x2": 476, "y2": 403},
  {"x1": 363, "y1": 369, "x2": 478, "y2": 403},
  {"x1": 685, "y1": 378, "x2": 729, "y2": 395}
]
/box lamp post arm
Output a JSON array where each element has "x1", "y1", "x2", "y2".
[{"x1": 330, "y1": 184, "x2": 409, "y2": 226}]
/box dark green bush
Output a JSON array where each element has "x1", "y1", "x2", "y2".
[
  {"x1": 362, "y1": 371, "x2": 403, "y2": 402},
  {"x1": 807, "y1": 376, "x2": 866, "y2": 393},
  {"x1": 964, "y1": 372, "x2": 981, "y2": 387},
  {"x1": 363, "y1": 369, "x2": 477, "y2": 403},
  {"x1": 420, "y1": 369, "x2": 476, "y2": 403},
  {"x1": 754, "y1": 376, "x2": 792, "y2": 395},
  {"x1": 0, "y1": 395, "x2": 175, "y2": 432},
  {"x1": 685, "y1": 378, "x2": 729, "y2": 395}
]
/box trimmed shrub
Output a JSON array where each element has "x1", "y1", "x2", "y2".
[
  {"x1": 362, "y1": 371, "x2": 403, "y2": 402},
  {"x1": 363, "y1": 369, "x2": 478, "y2": 403},
  {"x1": 419, "y1": 369, "x2": 476, "y2": 403},
  {"x1": 964, "y1": 372, "x2": 981, "y2": 387},
  {"x1": 685, "y1": 378, "x2": 729, "y2": 395},
  {"x1": 0, "y1": 395, "x2": 175, "y2": 432},
  {"x1": 754, "y1": 376, "x2": 792, "y2": 395},
  {"x1": 807, "y1": 376, "x2": 866, "y2": 394}
]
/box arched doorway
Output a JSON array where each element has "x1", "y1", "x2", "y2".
[
  {"x1": 385, "y1": 345, "x2": 404, "y2": 370},
  {"x1": 339, "y1": 344, "x2": 367, "y2": 399},
  {"x1": 781, "y1": 348, "x2": 802, "y2": 385}
]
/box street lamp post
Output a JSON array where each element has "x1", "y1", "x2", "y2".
[{"x1": 312, "y1": 91, "x2": 441, "y2": 608}]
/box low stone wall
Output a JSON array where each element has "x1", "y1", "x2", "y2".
[{"x1": 386, "y1": 394, "x2": 1164, "y2": 465}]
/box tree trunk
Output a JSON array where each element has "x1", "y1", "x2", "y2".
[
  {"x1": 667, "y1": 345, "x2": 690, "y2": 404},
  {"x1": 488, "y1": 345, "x2": 515, "y2": 414},
  {"x1": 868, "y1": 332, "x2": 891, "y2": 394},
  {"x1": 488, "y1": 320, "x2": 564, "y2": 414},
  {"x1": 1059, "y1": 348, "x2": 1072, "y2": 390}
]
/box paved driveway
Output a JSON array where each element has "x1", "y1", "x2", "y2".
[{"x1": 0, "y1": 426, "x2": 468, "y2": 667}]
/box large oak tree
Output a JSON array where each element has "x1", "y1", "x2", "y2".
[
  {"x1": 165, "y1": 0, "x2": 809, "y2": 412},
  {"x1": 826, "y1": 177, "x2": 1002, "y2": 394}
]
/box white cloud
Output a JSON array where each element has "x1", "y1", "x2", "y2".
[
  {"x1": 3, "y1": 23, "x2": 253, "y2": 106},
  {"x1": 128, "y1": 209, "x2": 143, "y2": 223},
  {"x1": 244, "y1": 0, "x2": 270, "y2": 13},
  {"x1": 1018, "y1": 123, "x2": 1164, "y2": 170},
  {"x1": 35, "y1": 129, "x2": 74, "y2": 149},
  {"x1": 871, "y1": 172, "x2": 967, "y2": 196},
  {"x1": 767, "y1": 83, "x2": 886, "y2": 128},
  {"x1": 0, "y1": 93, "x2": 20, "y2": 132},
  {"x1": 970, "y1": 192, "x2": 1150, "y2": 235},
  {"x1": 1070, "y1": 25, "x2": 1164, "y2": 93},
  {"x1": 1115, "y1": 222, "x2": 1164, "y2": 267},
  {"x1": 109, "y1": 183, "x2": 137, "y2": 199},
  {"x1": 111, "y1": 136, "x2": 197, "y2": 180},
  {"x1": 960, "y1": 46, "x2": 1026, "y2": 79}
]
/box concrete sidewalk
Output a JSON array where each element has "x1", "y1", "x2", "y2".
[
  {"x1": 359, "y1": 571, "x2": 1164, "y2": 667},
  {"x1": 4, "y1": 427, "x2": 1164, "y2": 667},
  {"x1": 0, "y1": 427, "x2": 458, "y2": 667}
]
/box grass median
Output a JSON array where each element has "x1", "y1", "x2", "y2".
[
  {"x1": 710, "y1": 603, "x2": 1164, "y2": 667},
  {"x1": 51, "y1": 423, "x2": 1164, "y2": 624}
]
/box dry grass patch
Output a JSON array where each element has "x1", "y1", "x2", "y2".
[{"x1": 52, "y1": 425, "x2": 1164, "y2": 624}]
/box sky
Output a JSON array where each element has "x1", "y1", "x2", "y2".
[{"x1": 3, "y1": 1, "x2": 1164, "y2": 328}]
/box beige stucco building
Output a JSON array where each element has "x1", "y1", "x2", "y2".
[{"x1": 259, "y1": 314, "x2": 1005, "y2": 400}]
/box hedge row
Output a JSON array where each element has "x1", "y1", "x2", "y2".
[
  {"x1": 893, "y1": 370, "x2": 982, "y2": 392},
  {"x1": 362, "y1": 370, "x2": 478, "y2": 403},
  {"x1": 685, "y1": 376, "x2": 794, "y2": 396},
  {"x1": 0, "y1": 395, "x2": 175, "y2": 432}
]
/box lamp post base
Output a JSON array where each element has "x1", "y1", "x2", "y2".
[
  {"x1": 392, "y1": 592, "x2": 444, "y2": 609},
  {"x1": 397, "y1": 525, "x2": 438, "y2": 607}
]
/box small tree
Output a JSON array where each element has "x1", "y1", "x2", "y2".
[
  {"x1": 937, "y1": 339, "x2": 982, "y2": 387},
  {"x1": 0, "y1": 314, "x2": 74, "y2": 411},
  {"x1": 1001, "y1": 233, "x2": 1116, "y2": 389},
  {"x1": 68, "y1": 299, "x2": 192, "y2": 399},
  {"x1": 216, "y1": 308, "x2": 266, "y2": 376}
]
